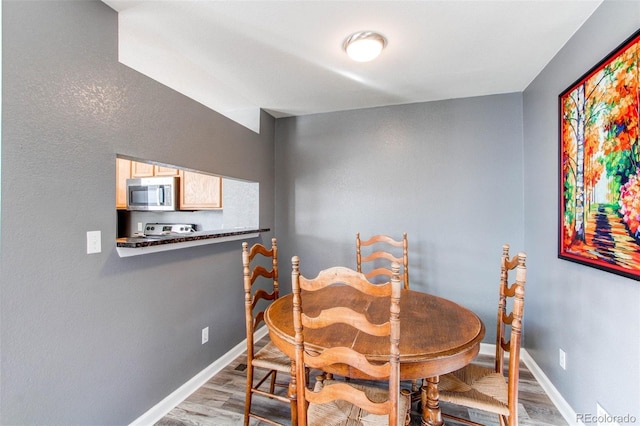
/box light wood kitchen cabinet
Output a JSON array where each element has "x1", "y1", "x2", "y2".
[
  {"x1": 116, "y1": 160, "x2": 219, "y2": 211},
  {"x1": 131, "y1": 161, "x2": 178, "y2": 177},
  {"x1": 116, "y1": 158, "x2": 131, "y2": 209},
  {"x1": 131, "y1": 161, "x2": 155, "y2": 177},
  {"x1": 154, "y1": 165, "x2": 179, "y2": 176},
  {"x1": 179, "y1": 170, "x2": 222, "y2": 210}
]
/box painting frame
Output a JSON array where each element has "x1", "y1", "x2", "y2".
[{"x1": 559, "y1": 28, "x2": 640, "y2": 280}]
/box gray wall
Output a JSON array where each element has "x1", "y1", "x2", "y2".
[
  {"x1": 522, "y1": 0, "x2": 640, "y2": 419},
  {"x1": 275, "y1": 94, "x2": 525, "y2": 337},
  {"x1": 1, "y1": 1, "x2": 275, "y2": 424}
]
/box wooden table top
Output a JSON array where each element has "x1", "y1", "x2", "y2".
[{"x1": 265, "y1": 286, "x2": 485, "y2": 380}]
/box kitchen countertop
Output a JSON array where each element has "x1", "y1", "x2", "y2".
[{"x1": 116, "y1": 227, "x2": 270, "y2": 257}]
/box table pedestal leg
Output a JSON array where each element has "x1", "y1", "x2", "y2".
[
  {"x1": 420, "y1": 376, "x2": 443, "y2": 426},
  {"x1": 288, "y1": 360, "x2": 297, "y2": 426}
]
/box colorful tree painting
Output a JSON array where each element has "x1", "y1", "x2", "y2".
[{"x1": 559, "y1": 29, "x2": 640, "y2": 280}]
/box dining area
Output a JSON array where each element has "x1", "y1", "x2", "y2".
[
  {"x1": 240, "y1": 234, "x2": 528, "y2": 426},
  {"x1": 5, "y1": 1, "x2": 636, "y2": 423}
]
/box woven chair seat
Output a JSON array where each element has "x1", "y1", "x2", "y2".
[
  {"x1": 307, "y1": 380, "x2": 411, "y2": 426},
  {"x1": 440, "y1": 245, "x2": 526, "y2": 426},
  {"x1": 439, "y1": 363, "x2": 510, "y2": 416},
  {"x1": 252, "y1": 340, "x2": 291, "y2": 373}
]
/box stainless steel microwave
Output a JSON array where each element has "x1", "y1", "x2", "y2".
[{"x1": 126, "y1": 176, "x2": 178, "y2": 211}]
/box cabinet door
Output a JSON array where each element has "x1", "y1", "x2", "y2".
[
  {"x1": 154, "y1": 165, "x2": 179, "y2": 176},
  {"x1": 116, "y1": 158, "x2": 131, "y2": 209},
  {"x1": 179, "y1": 171, "x2": 222, "y2": 210},
  {"x1": 131, "y1": 161, "x2": 155, "y2": 177}
]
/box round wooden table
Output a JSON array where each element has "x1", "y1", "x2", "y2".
[{"x1": 265, "y1": 286, "x2": 485, "y2": 426}]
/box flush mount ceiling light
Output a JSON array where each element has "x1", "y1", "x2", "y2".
[{"x1": 343, "y1": 31, "x2": 387, "y2": 62}]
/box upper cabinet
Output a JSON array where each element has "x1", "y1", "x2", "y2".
[
  {"x1": 154, "y1": 165, "x2": 180, "y2": 176},
  {"x1": 117, "y1": 158, "x2": 222, "y2": 210},
  {"x1": 179, "y1": 170, "x2": 222, "y2": 210},
  {"x1": 131, "y1": 161, "x2": 178, "y2": 178},
  {"x1": 116, "y1": 158, "x2": 131, "y2": 210},
  {"x1": 131, "y1": 161, "x2": 154, "y2": 178}
]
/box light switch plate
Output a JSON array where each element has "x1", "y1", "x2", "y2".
[{"x1": 87, "y1": 231, "x2": 102, "y2": 254}]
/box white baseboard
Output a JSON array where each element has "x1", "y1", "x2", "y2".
[
  {"x1": 479, "y1": 342, "x2": 496, "y2": 356},
  {"x1": 480, "y1": 343, "x2": 580, "y2": 426},
  {"x1": 520, "y1": 349, "x2": 582, "y2": 426},
  {"x1": 129, "y1": 327, "x2": 269, "y2": 426}
]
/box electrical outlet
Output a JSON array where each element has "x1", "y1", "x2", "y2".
[
  {"x1": 559, "y1": 348, "x2": 566, "y2": 370},
  {"x1": 87, "y1": 231, "x2": 101, "y2": 254},
  {"x1": 201, "y1": 327, "x2": 209, "y2": 344}
]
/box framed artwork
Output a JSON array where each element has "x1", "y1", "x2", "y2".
[{"x1": 559, "y1": 28, "x2": 640, "y2": 280}]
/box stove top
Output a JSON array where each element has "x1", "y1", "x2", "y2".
[{"x1": 143, "y1": 223, "x2": 196, "y2": 236}]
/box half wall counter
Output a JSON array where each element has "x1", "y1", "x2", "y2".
[{"x1": 116, "y1": 228, "x2": 270, "y2": 257}]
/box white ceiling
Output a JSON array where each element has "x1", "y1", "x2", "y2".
[{"x1": 102, "y1": 0, "x2": 602, "y2": 132}]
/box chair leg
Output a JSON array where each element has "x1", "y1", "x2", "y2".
[
  {"x1": 244, "y1": 366, "x2": 254, "y2": 426},
  {"x1": 401, "y1": 389, "x2": 411, "y2": 426},
  {"x1": 270, "y1": 371, "x2": 277, "y2": 394}
]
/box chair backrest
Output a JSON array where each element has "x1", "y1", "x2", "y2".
[
  {"x1": 356, "y1": 233, "x2": 409, "y2": 289},
  {"x1": 495, "y1": 244, "x2": 527, "y2": 412},
  {"x1": 242, "y1": 238, "x2": 279, "y2": 359},
  {"x1": 291, "y1": 257, "x2": 402, "y2": 426}
]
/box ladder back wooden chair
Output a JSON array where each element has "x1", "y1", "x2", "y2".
[
  {"x1": 356, "y1": 233, "x2": 418, "y2": 394},
  {"x1": 438, "y1": 244, "x2": 527, "y2": 426},
  {"x1": 242, "y1": 239, "x2": 291, "y2": 426},
  {"x1": 356, "y1": 233, "x2": 409, "y2": 289},
  {"x1": 291, "y1": 257, "x2": 411, "y2": 426}
]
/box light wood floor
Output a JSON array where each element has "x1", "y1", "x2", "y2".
[{"x1": 156, "y1": 336, "x2": 568, "y2": 426}]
